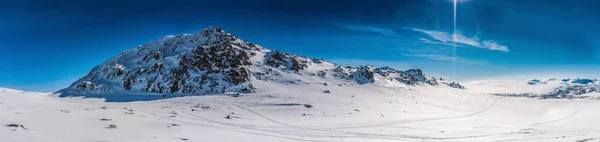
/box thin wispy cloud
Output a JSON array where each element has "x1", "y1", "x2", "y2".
[
  {"x1": 403, "y1": 53, "x2": 486, "y2": 65},
  {"x1": 337, "y1": 24, "x2": 398, "y2": 37},
  {"x1": 482, "y1": 40, "x2": 509, "y2": 52},
  {"x1": 413, "y1": 29, "x2": 452, "y2": 42},
  {"x1": 419, "y1": 37, "x2": 455, "y2": 46},
  {"x1": 412, "y1": 28, "x2": 509, "y2": 52}
]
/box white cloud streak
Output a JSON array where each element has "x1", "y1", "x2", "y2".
[
  {"x1": 412, "y1": 28, "x2": 509, "y2": 52},
  {"x1": 482, "y1": 40, "x2": 509, "y2": 52},
  {"x1": 404, "y1": 53, "x2": 486, "y2": 65},
  {"x1": 338, "y1": 24, "x2": 398, "y2": 37}
]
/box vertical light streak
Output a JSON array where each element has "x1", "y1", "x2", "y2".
[{"x1": 453, "y1": 0, "x2": 457, "y2": 77}]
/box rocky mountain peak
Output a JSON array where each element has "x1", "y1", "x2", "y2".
[
  {"x1": 58, "y1": 27, "x2": 464, "y2": 100},
  {"x1": 203, "y1": 26, "x2": 224, "y2": 32}
]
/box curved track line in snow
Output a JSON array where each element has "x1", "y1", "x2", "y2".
[
  {"x1": 129, "y1": 104, "x2": 331, "y2": 142},
  {"x1": 226, "y1": 102, "x2": 497, "y2": 141},
  {"x1": 530, "y1": 108, "x2": 582, "y2": 126},
  {"x1": 161, "y1": 101, "x2": 496, "y2": 141},
  {"x1": 316, "y1": 98, "x2": 497, "y2": 129},
  {"x1": 231, "y1": 104, "x2": 300, "y2": 127},
  {"x1": 143, "y1": 110, "x2": 329, "y2": 142}
]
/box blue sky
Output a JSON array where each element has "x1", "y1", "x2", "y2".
[{"x1": 2, "y1": 0, "x2": 600, "y2": 92}]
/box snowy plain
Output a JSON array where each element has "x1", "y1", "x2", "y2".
[{"x1": 2, "y1": 79, "x2": 600, "y2": 142}]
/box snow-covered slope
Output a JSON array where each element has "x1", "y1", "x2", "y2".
[
  {"x1": 58, "y1": 27, "x2": 463, "y2": 101},
  {"x1": 5, "y1": 82, "x2": 600, "y2": 142}
]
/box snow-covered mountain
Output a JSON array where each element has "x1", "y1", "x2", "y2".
[
  {"x1": 466, "y1": 78, "x2": 600, "y2": 99},
  {"x1": 539, "y1": 78, "x2": 600, "y2": 98},
  {"x1": 57, "y1": 27, "x2": 463, "y2": 99}
]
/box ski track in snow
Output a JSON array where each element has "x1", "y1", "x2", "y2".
[
  {"x1": 176, "y1": 108, "x2": 492, "y2": 141},
  {"x1": 308, "y1": 98, "x2": 496, "y2": 130},
  {"x1": 530, "y1": 108, "x2": 582, "y2": 126},
  {"x1": 165, "y1": 96, "x2": 536, "y2": 141}
]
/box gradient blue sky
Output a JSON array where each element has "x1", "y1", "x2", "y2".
[{"x1": 2, "y1": 0, "x2": 600, "y2": 92}]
